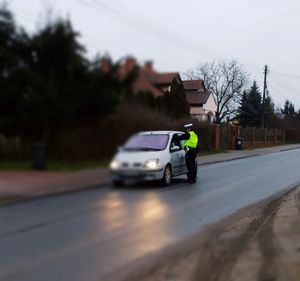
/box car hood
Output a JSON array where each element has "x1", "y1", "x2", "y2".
[{"x1": 113, "y1": 150, "x2": 167, "y2": 163}]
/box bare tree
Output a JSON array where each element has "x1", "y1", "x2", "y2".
[{"x1": 187, "y1": 59, "x2": 249, "y2": 124}]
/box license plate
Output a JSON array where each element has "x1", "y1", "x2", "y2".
[{"x1": 121, "y1": 171, "x2": 141, "y2": 177}]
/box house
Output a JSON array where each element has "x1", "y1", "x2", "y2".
[
  {"x1": 183, "y1": 80, "x2": 217, "y2": 123},
  {"x1": 104, "y1": 56, "x2": 182, "y2": 98},
  {"x1": 100, "y1": 56, "x2": 217, "y2": 122}
]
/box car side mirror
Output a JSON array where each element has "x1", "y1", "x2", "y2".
[{"x1": 170, "y1": 145, "x2": 180, "y2": 152}]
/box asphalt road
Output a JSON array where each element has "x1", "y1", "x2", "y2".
[{"x1": 1, "y1": 148, "x2": 300, "y2": 281}]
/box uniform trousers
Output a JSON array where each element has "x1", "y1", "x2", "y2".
[{"x1": 185, "y1": 148, "x2": 198, "y2": 181}]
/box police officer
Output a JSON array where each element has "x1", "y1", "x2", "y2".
[{"x1": 177, "y1": 123, "x2": 199, "y2": 183}]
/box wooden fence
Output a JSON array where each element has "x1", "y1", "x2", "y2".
[{"x1": 214, "y1": 125, "x2": 286, "y2": 150}]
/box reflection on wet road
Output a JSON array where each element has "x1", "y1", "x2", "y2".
[{"x1": 1, "y1": 149, "x2": 300, "y2": 281}]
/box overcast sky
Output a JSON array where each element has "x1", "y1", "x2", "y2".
[{"x1": 6, "y1": 0, "x2": 300, "y2": 109}]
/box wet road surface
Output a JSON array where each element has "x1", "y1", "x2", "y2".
[{"x1": 1, "y1": 148, "x2": 300, "y2": 281}]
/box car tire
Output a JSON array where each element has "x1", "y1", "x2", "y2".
[
  {"x1": 162, "y1": 164, "x2": 172, "y2": 186},
  {"x1": 112, "y1": 180, "x2": 124, "y2": 187}
]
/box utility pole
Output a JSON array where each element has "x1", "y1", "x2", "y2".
[{"x1": 262, "y1": 65, "x2": 268, "y2": 128}]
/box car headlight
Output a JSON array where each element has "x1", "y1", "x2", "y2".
[
  {"x1": 110, "y1": 160, "x2": 119, "y2": 170},
  {"x1": 144, "y1": 159, "x2": 159, "y2": 169}
]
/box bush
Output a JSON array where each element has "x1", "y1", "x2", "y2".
[
  {"x1": 1, "y1": 103, "x2": 215, "y2": 161},
  {"x1": 0, "y1": 134, "x2": 22, "y2": 160},
  {"x1": 48, "y1": 104, "x2": 214, "y2": 161}
]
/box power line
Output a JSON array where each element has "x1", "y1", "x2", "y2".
[
  {"x1": 79, "y1": 0, "x2": 282, "y2": 81},
  {"x1": 270, "y1": 70, "x2": 300, "y2": 81},
  {"x1": 11, "y1": 0, "x2": 271, "y2": 74},
  {"x1": 11, "y1": 0, "x2": 300, "y2": 87},
  {"x1": 79, "y1": 0, "x2": 230, "y2": 60},
  {"x1": 91, "y1": 1, "x2": 300, "y2": 82},
  {"x1": 269, "y1": 74, "x2": 300, "y2": 93},
  {"x1": 268, "y1": 75, "x2": 300, "y2": 104},
  {"x1": 95, "y1": 0, "x2": 234, "y2": 59},
  {"x1": 91, "y1": 0, "x2": 274, "y2": 73},
  {"x1": 77, "y1": 0, "x2": 183, "y2": 68},
  {"x1": 101, "y1": 0, "x2": 271, "y2": 72},
  {"x1": 268, "y1": 84, "x2": 290, "y2": 103}
]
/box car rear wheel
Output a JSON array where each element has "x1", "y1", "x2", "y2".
[{"x1": 162, "y1": 165, "x2": 172, "y2": 186}]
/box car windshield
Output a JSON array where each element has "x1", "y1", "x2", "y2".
[{"x1": 123, "y1": 134, "x2": 169, "y2": 151}]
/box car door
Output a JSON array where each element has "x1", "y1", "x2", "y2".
[
  {"x1": 176, "y1": 134, "x2": 187, "y2": 174},
  {"x1": 170, "y1": 134, "x2": 186, "y2": 175}
]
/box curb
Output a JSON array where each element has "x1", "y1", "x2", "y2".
[
  {"x1": 198, "y1": 145, "x2": 300, "y2": 166},
  {"x1": 197, "y1": 154, "x2": 260, "y2": 166},
  {"x1": 280, "y1": 146, "x2": 300, "y2": 152},
  {"x1": 0, "y1": 195, "x2": 29, "y2": 206}
]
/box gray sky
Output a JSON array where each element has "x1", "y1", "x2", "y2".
[{"x1": 7, "y1": 0, "x2": 300, "y2": 109}]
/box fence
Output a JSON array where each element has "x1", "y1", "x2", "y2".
[
  {"x1": 286, "y1": 129, "x2": 300, "y2": 143},
  {"x1": 0, "y1": 124, "x2": 293, "y2": 161},
  {"x1": 214, "y1": 125, "x2": 286, "y2": 150}
]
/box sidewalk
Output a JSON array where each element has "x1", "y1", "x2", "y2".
[
  {"x1": 197, "y1": 143, "x2": 300, "y2": 165},
  {"x1": 1, "y1": 144, "x2": 300, "y2": 205}
]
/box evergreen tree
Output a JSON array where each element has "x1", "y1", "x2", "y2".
[
  {"x1": 238, "y1": 91, "x2": 250, "y2": 127},
  {"x1": 281, "y1": 100, "x2": 296, "y2": 118},
  {"x1": 238, "y1": 81, "x2": 262, "y2": 127},
  {"x1": 0, "y1": 3, "x2": 17, "y2": 74},
  {"x1": 0, "y1": 4, "x2": 32, "y2": 135},
  {"x1": 0, "y1": 8, "x2": 128, "y2": 138},
  {"x1": 263, "y1": 93, "x2": 276, "y2": 128},
  {"x1": 279, "y1": 99, "x2": 298, "y2": 128},
  {"x1": 0, "y1": 17, "x2": 89, "y2": 137},
  {"x1": 162, "y1": 78, "x2": 190, "y2": 119}
]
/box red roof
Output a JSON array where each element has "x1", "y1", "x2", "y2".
[
  {"x1": 133, "y1": 73, "x2": 164, "y2": 97},
  {"x1": 183, "y1": 80, "x2": 206, "y2": 92},
  {"x1": 186, "y1": 92, "x2": 210, "y2": 105},
  {"x1": 116, "y1": 57, "x2": 181, "y2": 97},
  {"x1": 150, "y1": 73, "x2": 180, "y2": 85}
]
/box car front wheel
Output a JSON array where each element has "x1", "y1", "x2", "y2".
[{"x1": 162, "y1": 165, "x2": 172, "y2": 186}]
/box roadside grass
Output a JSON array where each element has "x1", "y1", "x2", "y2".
[
  {"x1": 0, "y1": 160, "x2": 109, "y2": 171},
  {"x1": 0, "y1": 161, "x2": 32, "y2": 171}
]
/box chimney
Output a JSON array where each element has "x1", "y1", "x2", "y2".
[
  {"x1": 144, "y1": 60, "x2": 154, "y2": 72},
  {"x1": 124, "y1": 57, "x2": 136, "y2": 73},
  {"x1": 100, "y1": 57, "x2": 111, "y2": 73}
]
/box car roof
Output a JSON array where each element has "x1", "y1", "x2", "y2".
[{"x1": 138, "y1": 130, "x2": 184, "y2": 135}]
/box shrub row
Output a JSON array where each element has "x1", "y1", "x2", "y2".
[{"x1": 1, "y1": 104, "x2": 215, "y2": 161}]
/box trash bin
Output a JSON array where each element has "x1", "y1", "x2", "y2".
[
  {"x1": 33, "y1": 143, "x2": 46, "y2": 170},
  {"x1": 235, "y1": 137, "x2": 243, "y2": 150}
]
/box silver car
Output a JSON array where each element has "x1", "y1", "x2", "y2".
[{"x1": 110, "y1": 131, "x2": 188, "y2": 186}]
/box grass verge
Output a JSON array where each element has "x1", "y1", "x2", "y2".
[{"x1": 0, "y1": 160, "x2": 109, "y2": 171}]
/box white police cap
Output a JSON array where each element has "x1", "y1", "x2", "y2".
[{"x1": 184, "y1": 123, "x2": 193, "y2": 129}]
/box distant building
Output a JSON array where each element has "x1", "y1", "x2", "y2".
[
  {"x1": 183, "y1": 80, "x2": 217, "y2": 123},
  {"x1": 107, "y1": 56, "x2": 182, "y2": 97},
  {"x1": 100, "y1": 56, "x2": 217, "y2": 122}
]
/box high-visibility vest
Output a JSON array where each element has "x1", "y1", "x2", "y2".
[{"x1": 184, "y1": 131, "x2": 198, "y2": 148}]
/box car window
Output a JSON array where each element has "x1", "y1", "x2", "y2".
[
  {"x1": 170, "y1": 134, "x2": 183, "y2": 150},
  {"x1": 123, "y1": 134, "x2": 169, "y2": 151}
]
